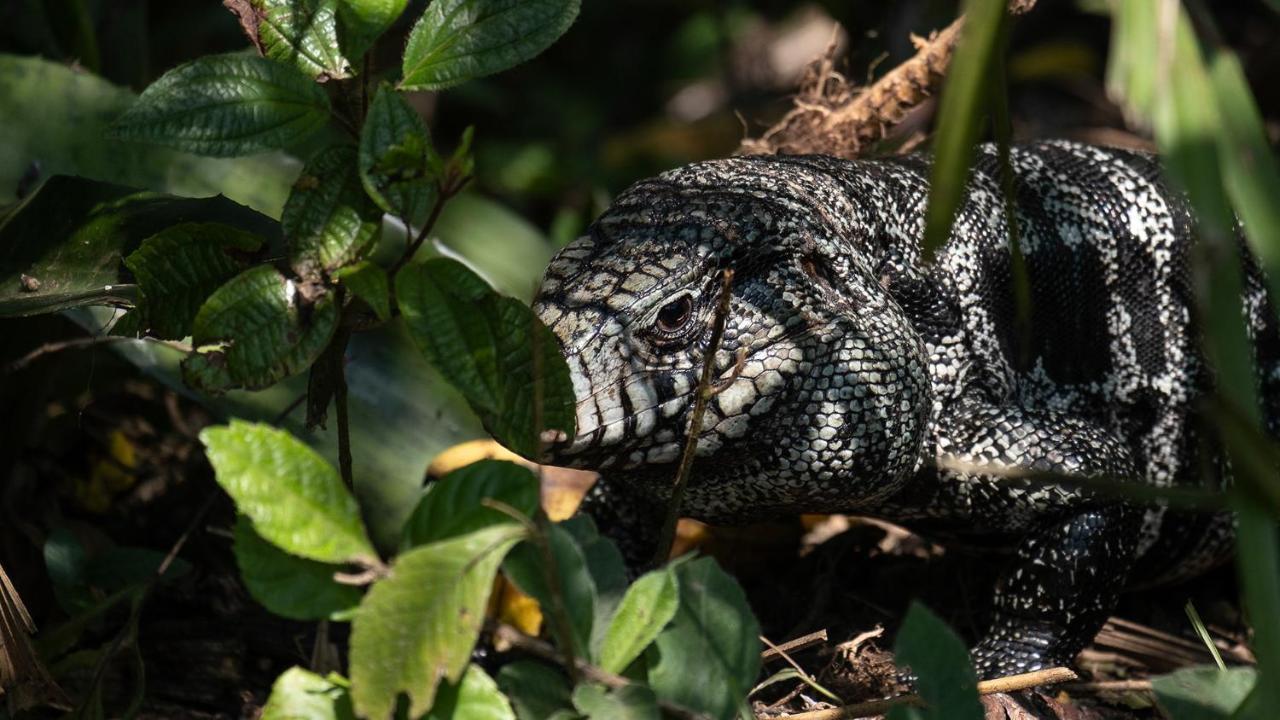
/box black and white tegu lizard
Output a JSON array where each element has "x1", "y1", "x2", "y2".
[{"x1": 531, "y1": 140, "x2": 1270, "y2": 678}]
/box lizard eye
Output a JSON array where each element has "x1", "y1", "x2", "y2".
[{"x1": 653, "y1": 294, "x2": 694, "y2": 336}]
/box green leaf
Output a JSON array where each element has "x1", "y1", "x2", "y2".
[
  {"x1": 645, "y1": 557, "x2": 760, "y2": 720},
  {"x1": 400, "y1": 0, "x2": 581, "y2": 92},
  {"x1": 885, "y1": 603, "x2": 982, "y2": 720},
  {"x1": 261, "y1": 667, "x2": 356, "y2": 720},
  {"x1": 233, "y1": 516, "x2": 362, "y2": 621},
  {"x1": 426, "y1": 665, "x2": 516, "y2": 720},
  {"x1": 283, "y1": 144, "x2": 382, "y2": 274},
  {"x1": 571, "y1": 683, "x2": 658, "y2": 720},
  {"x1": 349, "y1": 524, "x2": 526, "y2": 720},
  {"x1": 337, "y1": 0, "x2": 409, "y2": 59},
  {"x1": 495, "y1": 662, "x2": 575, "y2": 720},
  {"x1": 1152, "y1": 666, "x2": 1257, "y2": 720},
  {"x1": 201, "y1": 420, "x2": 376, "y2": 563},
  {"x1": 108, "y1": 53, "x2": 331, "y2": 157},
  {"x1": 395, "y1": 258, "x2": 575, "y2": 459},
  {"x1": 332, "y1": 260, "x2": 391, "y2": 321},
  {"x1": 183, "y1": 264, "x2": 338, "y2": 392},
  {"x1": 255, "y1": 0, "x2": 352, "y2": 80},
  {"x1": 503, "y1": 522, "x2": 596, "y2": 659},
  {"x1": 124, "y1": 222, "x2": 264, "y2": 339},
  {"x1": 0, "y1": 176, "x2": 280, "y2": 318},
  {"x1": 359, "y1": 84, "x2": 437, "y2": 223},
  {"x1": 920, "y1": 0, "x2": 1008, "y2": 261},
  {"x1": 401, "y1": 459, "x2": 539, "y2": 549},
  {"x1": 599, "y1": 567, "x2": 678, "y2": 674},
  {"x1": 559, "y1": 516, "x2": 628, "y2": 661},
  {"x1": 0, "y1": 54, "x2": 296, "y2": 216}
]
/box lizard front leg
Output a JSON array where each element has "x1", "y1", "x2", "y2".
[{"x1": 927, "y1": 403, "x2": 1144, "y2": 679}]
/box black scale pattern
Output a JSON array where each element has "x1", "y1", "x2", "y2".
[{"x1": 531, "y1": 141, "x2": 1269, "y2": 678}]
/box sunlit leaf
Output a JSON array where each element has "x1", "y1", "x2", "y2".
[
  {"x1": 395, "y1": 258, "x2": 574, "y2": 459},
  {"x1": 336, "y1": 0, "x2": 409, "y2": 59},
  {"x1": 255, "y1": 0, "x2": 352, "y2": 80},
  {"x1": 1152, "y1": 665, "x2": 1256, "y2": 720},
  {"x1": 233, "y1": 517, "x2": 361, "y2": 621},
  {"x1": 359, "y1": 84, "x2": 436, "y2": 224},
  {"x1": 183, "y1": 265, "x2": 337, "y2": 392},
  {"x1": 599, "y1": 567, "x2": 678, "y2": 674},
  {"x1": 426, "y1": 665, "x2": 515, "y2": 720},
  {"x1": 108, "y1": 53, "x2": 330, "y2": 157},
  {"x1": 201, "y1": 420, "x2": 377, "y2": 563},
  {"x1": 401, "y1": 0, "x2": 581, "y2": 92},
  {"x1": 332, "y1": 260, "x2": 390, "y2": 321},
  {"x1": 261, "y1": 667, "x2": 356, "y2": 720},
  {"x1": 349, "y1": 524, "x2": 526, "y2": 720},
  {"x1": 124, "y1": 222, "x2": 264, "y2": 339}
]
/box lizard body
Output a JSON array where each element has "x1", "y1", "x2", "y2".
[{"x1": 532, "y1": 140, "x2": 1268, "y2": 677}]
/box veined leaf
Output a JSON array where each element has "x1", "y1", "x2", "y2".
[
  {"x1": 283, "y1": 144, "x2": 381, "y2": 275},
  {"x1": 332, "y1": 260, "x2": 390, "y2": 321},
  {"x1": 261, "y1": 667, "x2": 356, "y2": 720},
  {"x1": 599, "y1": 567, "x2": 678, "y2": 674},
  {"x1": 400, "y1": 0, "x2": 580, "y2": 92},
  {"x1": 124, "y1": 222, "x2": 264, "y2": 339},
  {"x1": 359, "y1": 84, "x2": 437, "y2": 224},
  {"x1": 349, "y1": 524, "x2": 526, "y2": 720},
  {"x1": 886, "y1": 603, "x2": 982, "y2": 720},
  {"x1": 201, "y1": 420, "x2": 377, "y2": 564},
  {"x1": 395, "y1": 258, "x2": 574, "y2": 459},
  {"x1": 255, "y1": 0, "x2": 352, "y2": 80},
  {"x1": 108, "y1": 53, "x2": 331, "y2": 157},
  {"x1": 1152, "y1": 665, "x2": 1257, "y2": 720},
  {"x1": 183, "y1": 264, "x2": 337, "y2": 392},
  {"x1": 426, "y1": 665, "x2": 515, "y2": 720},
  {"x1": 233, "y1": 517, "x2": 361, "y2": 621},
  {"x1": 571, "y1": 683, "x2": 658, "y2": 720},
  {"x1": 503, "y1": 522, "x2": 596, "y2": 660}
]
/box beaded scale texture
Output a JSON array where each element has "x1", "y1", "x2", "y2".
[{"x1": 532, "y1": 140, "x2": 1272, "y2": 678}]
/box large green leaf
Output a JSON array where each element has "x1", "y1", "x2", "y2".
[
  {"x1": 255, "y1": 0, "x2": 352, "y2": 80},
  {"x1": 1152, "y1": 666, "x2": 1257, "y2": 720},
  {"x1": 359, "y1": 84, "x2": 437, "y2": 224},
  {"x1": 124, "y1": 222, "x2": 265, "y2": 339},
  {"x1": 494, "y1": 662, "x2": 575, "y2": 720},
  {"x1": 233, "y1": 516, "x2": 362, "y2": 621},
  {"x1": 282, "y1": 144, "x2": 381, "y2": 275},
  {"x1": 426, "y1": 665, "x2": 516, "y2": 720},
  {"x1": 571, "y1": 684, "x2": 658, "y2": 720},
  {"x1": 0, "y1": 176, "x2": 280, "y2": 317},
  {"x1": 400, "y1": 0, "x2": 581, "y2": 92},
  {"x1": 0, "y1": 54, "x2": 296, "y2": 216},
  {"x1": 184, "y1": 264, "x2": 338, "y2": 392},
  {"x1": 349, "y1": 524, "x2": 526, "y2": 719},
  {"x1": 332, "y1": 260, "x2": 390, "y2": 321},
  {"x1": 400, "y1": 459, "x2": 539, "y2": 549},
  {"x1": 201, "y1": 419, "x2": 377, "y2": 564},
  {"x1": 885, "y1": 603, "x2": 982, "y2": 720},
  {"x1": 644, "y1": 557, "x2": 760, "y2": 720},
  {"x1": 503, "y1": 522, "x2": 596, "y2": 660},
  {"x1": 562, "y1": 516, "x2": 629, "y2": 662},
  {"x1": 599, "y1": 567, "x2": 678, "y2": 674},
  {"x1": 261, "y1": 667, "x2": 356, "y2": 720},
  {"x1": 337, "y1": 0, "x2": 409, "y2": 59},
  {"x1": 108, "y1": 53, "x2": 331, "y2": 158},
  {"x1": 395, "y1": 258, "x2": 575, "y2": 459}
]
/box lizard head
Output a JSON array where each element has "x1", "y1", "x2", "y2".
[{"x1": 533, "y1": 156, "x2": 932, "y2": 513}]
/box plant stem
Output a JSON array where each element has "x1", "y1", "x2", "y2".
[
  {"x1": 388, "y1": 175, "x2": 469, "y2": 278},
  {"x1": 651, "y1": 268, "x2": 735, "y2": 567},
  {"x1": 332, "y1": 324, "x2": 354, "y2": 490}
]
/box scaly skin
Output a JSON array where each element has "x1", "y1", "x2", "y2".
[{"x1": 532, "y1": 141, "x2": 1263, "y2": 679}]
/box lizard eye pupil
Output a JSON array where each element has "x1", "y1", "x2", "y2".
[{"x1": 655, "y1": 295, "x2": 693, "y2": 334}]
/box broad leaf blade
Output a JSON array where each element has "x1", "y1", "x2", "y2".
[
  {"x1": 124, "y1": 222, "x2": 264, "y2": 339},
  {"x1": 349, "y1": 524, "x2": 526, "y2": 720},
  {"x1": 426, "y1": 665, "x2": 516, "y2": 720},
  {"x1": 401, "y1": 459, "x2": 539, "y2": 549},
  {"x1": 332, "y1": 261, "x2": 390, "y2": 321},
  {"x1": 233, "y1": 517, "x2": 361, "y2": 621},
  {"x1": 599, "y1": 567, "x2": 678, "y2": 674},
  {"x1": 337, "y1": 0, "x2": 409, "y2": 59},
  {"x1": 255, "y1": 0, "x2": 352, "y2": 80},
  {"x1": 282, "y1": 144, "x2": 381, "y2": 275},
  {"x1": 359, "y1": 84, "x2": 436, "y2": 224},
  {"x1": 201, "y1": 420, "x2": 376, "y2": 563},
  {"x1": 645, "y1": 557, "x2": 760, "y2": 720},
  {"x1": 261, "y1": 667, "x2": 356, "y2": 720},
  {"x1": 400, "y1": 0, "x2": 581, "y2": 92},
  {"x1": 108, "y1": 53, "x2": 331, "y2": 157},
  {"x1": 495, "y1": 661, "x2": 575, "y2": 720},
  {"x1": 886, "y1": 603, "x2": 982, "y2": 720},
  {"x1": 184, "y1": 265, "x2": 338, "y2": 392},
  {"x1": 571, "y1": 683, "x2": 658, "y2": 720},
  {"x1": 0, "y1": 176, "x2": 280, "y2": 318},
  {"x1": 395, "y1": 258, "x2": 575, "y2": 459},
  {"x1": 503, "y1": 522, "x2": 596, "y2": 660},
  {"x1": 1152, "y1": 666, "x2": 1256, "y2": 720}
]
